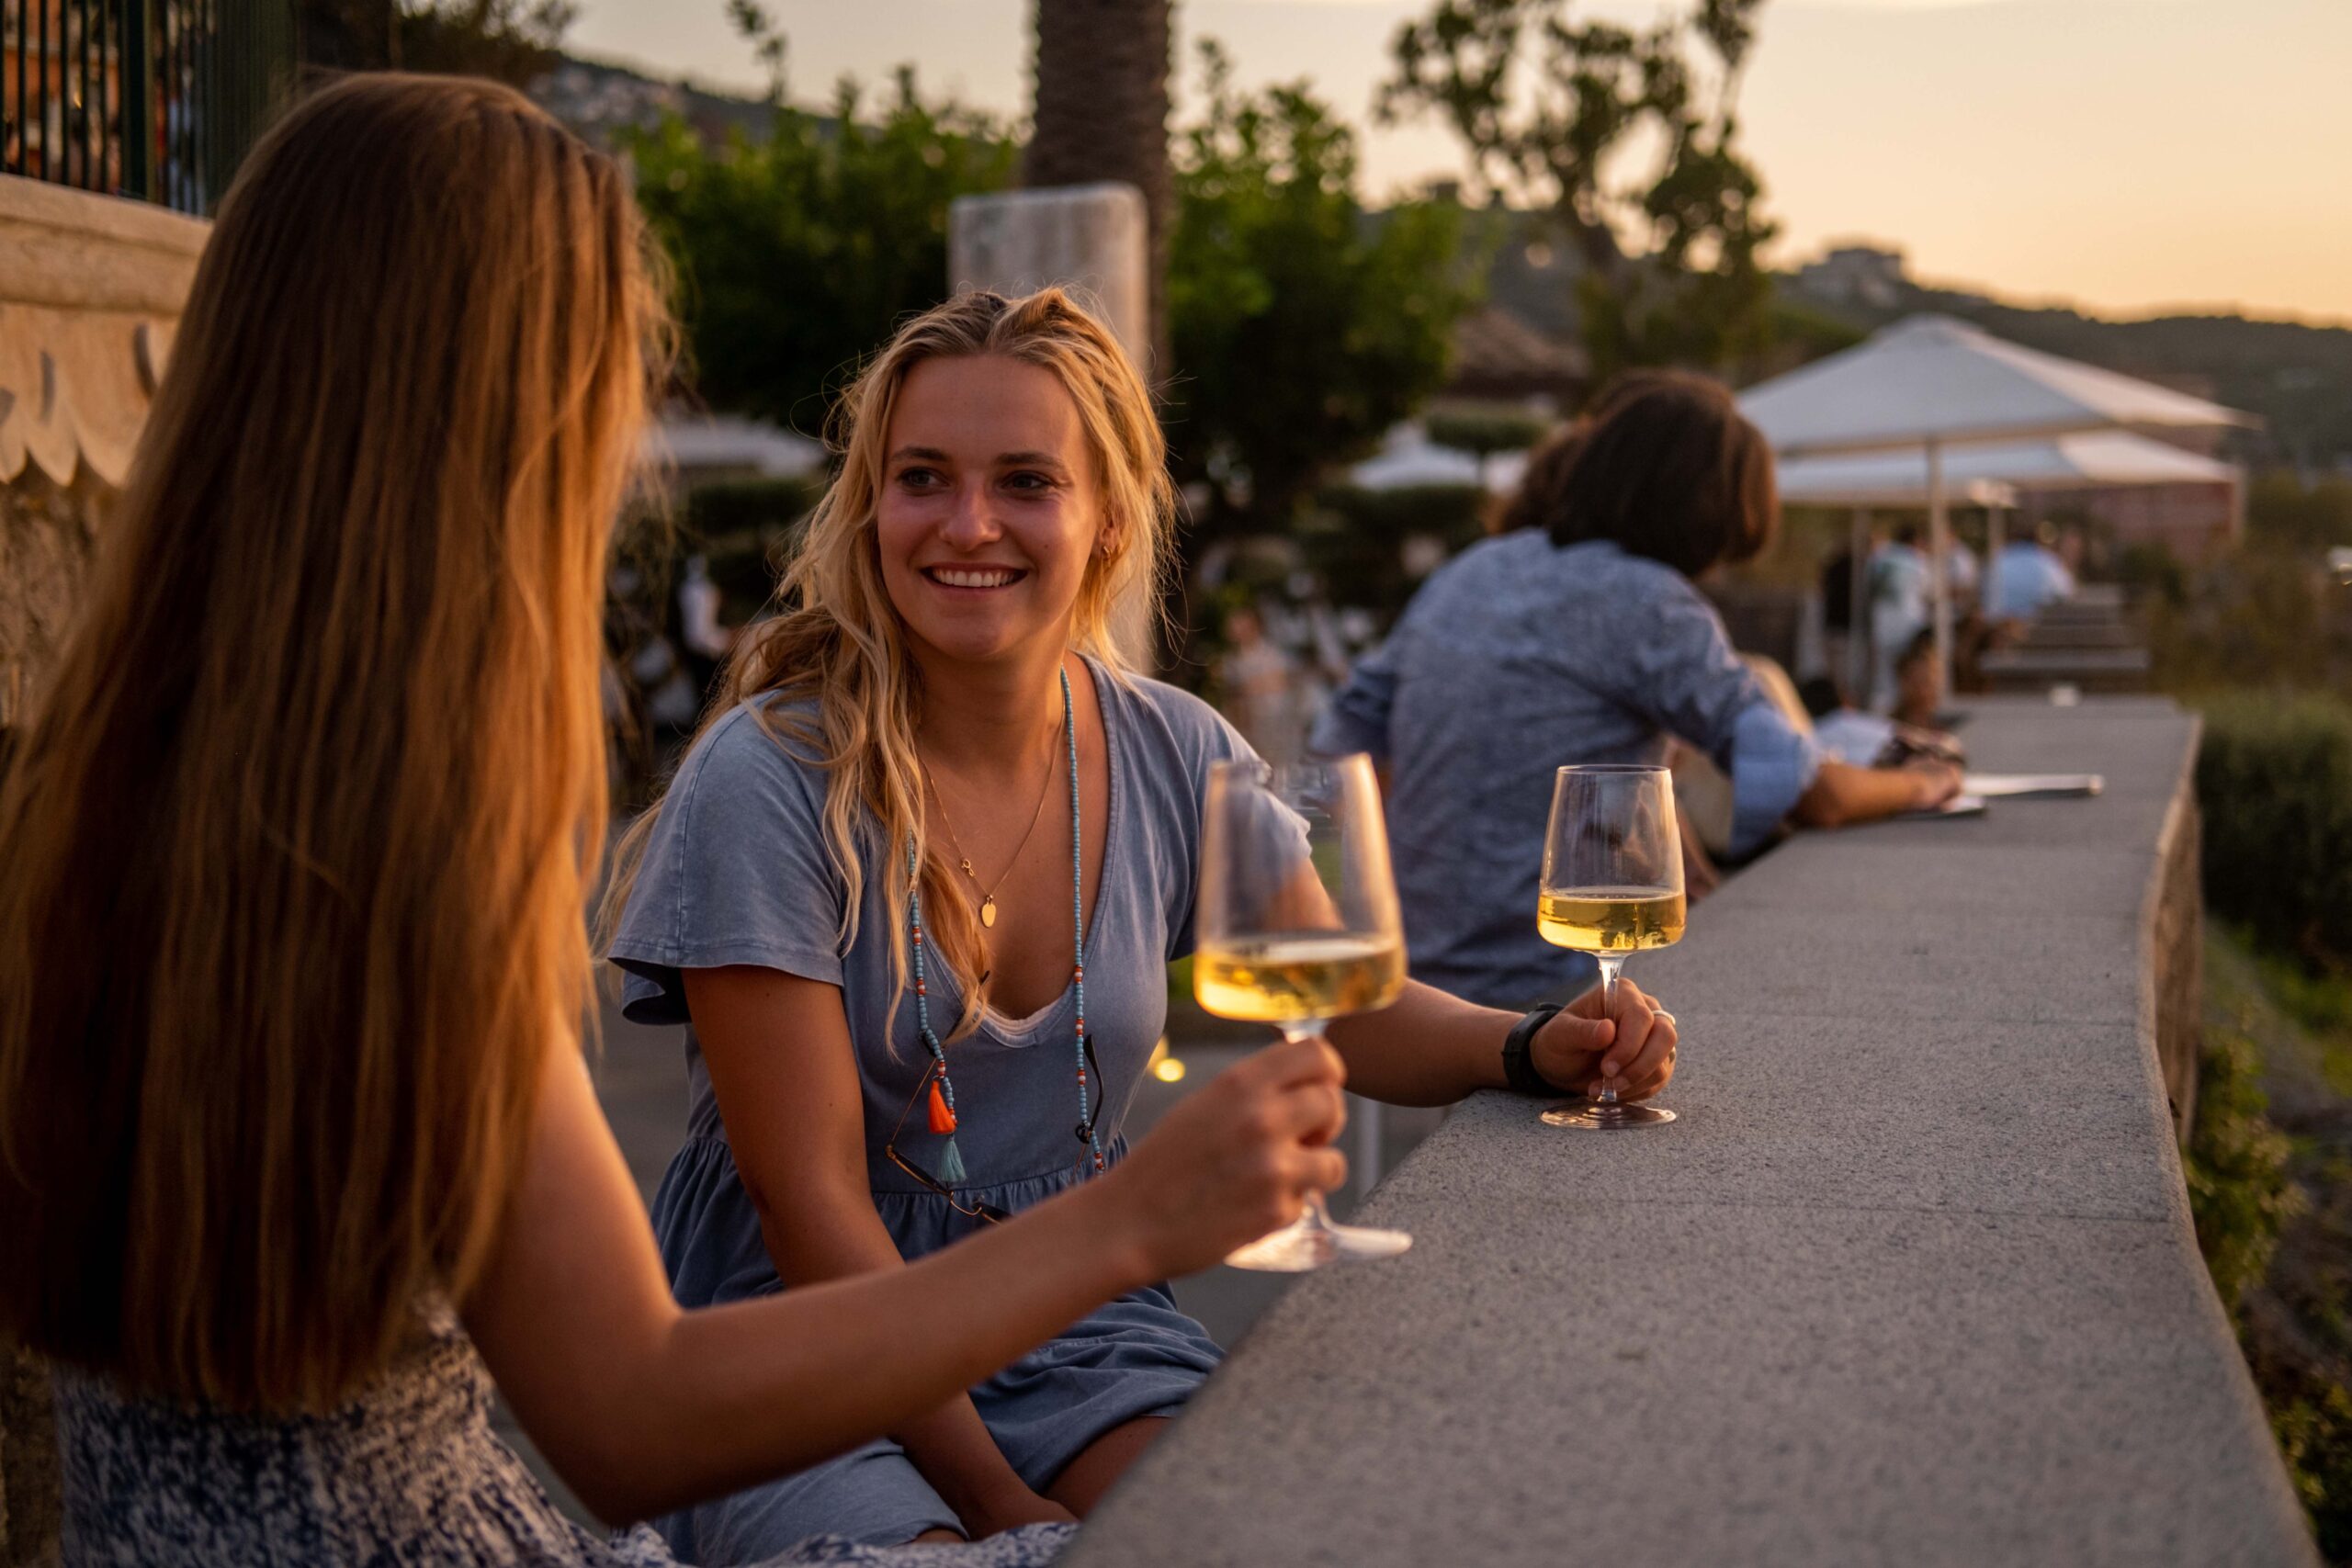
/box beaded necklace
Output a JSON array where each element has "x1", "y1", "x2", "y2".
[{"x1": 905, "y1": 665, "x2": 1103, "y2": 1189}]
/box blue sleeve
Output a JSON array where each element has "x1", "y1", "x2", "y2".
[
  {"x1": 605, "y1": 704, "x2": 850, "y2": 1025},
  {"x1": 1585, "y1": 576, "x2": 1770, "y2": 772},
  {"x1": 1727, "y1": 703, "x2": 1825, "y2": 857},
  {"x1": 1578, "y1": 570, "x2": 1820, "y2": 855},
  {"x1": 1309, "y1": 637, "x2": 1400, "y2": 761}
]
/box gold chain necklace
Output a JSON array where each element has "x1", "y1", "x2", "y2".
[{"x1": 919, "y1": 711, "x2": 1066, "y2": 930}]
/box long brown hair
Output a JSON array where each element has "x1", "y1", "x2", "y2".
[
  {"x1": 602, "y1": 288, "x2": 1174, "y2": 1043},
  {"x1": 0, "y1": 74, "x2": 671, "y2": 1412},
  {"x1": 1522, "y1": 369, "x2": 1779, "y2": 577}
]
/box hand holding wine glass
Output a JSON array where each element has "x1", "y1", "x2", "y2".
[
  {"x1": 1193, "y1": 754, "x2": 1413, "y2": 1270},
  {"x1": 1535, "y1": 763, "x2": 1686, "y2": 1130}
]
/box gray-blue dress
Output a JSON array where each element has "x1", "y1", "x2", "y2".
[
  {"x1": 609, "y1": 658, "x2": 1252, "y2": 1562},
  {"x1": 1311, "y1": 534, "x2": 1822, "y2": 1008}
]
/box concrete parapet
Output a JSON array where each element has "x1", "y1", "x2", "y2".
[{"x1": 1069, "y1": 696, "x2": 2313, "y2": 1566}]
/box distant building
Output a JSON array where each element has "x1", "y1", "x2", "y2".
[{"x1": 1793, "y1": 244, "x2": 1910, "y2": 310}]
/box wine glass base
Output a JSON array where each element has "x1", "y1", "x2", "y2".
[
  {"x1": 1541, "y1": 1098, "x2": 1678, "y2": 1130},
  {"x1": 1225, "y1": 1213, "x2": 1414, "y2": 1272}
]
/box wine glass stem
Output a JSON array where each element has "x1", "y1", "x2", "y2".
[
  {"x1": 1280, "y1": 1020, "x2": 1341, "y2": 1232},
  {"x1": 1593, "y1": 956, "x2": 1624, "y2": 1106}
]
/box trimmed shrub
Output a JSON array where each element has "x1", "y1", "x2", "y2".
[
  {"x1": 2185, "y1": 1024, "x2": 2297, "y2": 1315},
  {"x1": 2198, "y1": 692, "x2": 2352, "y2": 970}
]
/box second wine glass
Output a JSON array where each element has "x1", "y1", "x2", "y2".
[
  {"x1": 1193, "y1": 754, "x2": 1413, "y2": 1270},
  {"x1": 1535, "y1": 763, "x2": 1685, "y2": 1130}
]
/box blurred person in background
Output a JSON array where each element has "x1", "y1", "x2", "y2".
[
  {"x1": 1867, "y1": 523, "x2": 1929, "y2": 710},
  {"x1": 1988, "y1": 519, "x2": 2079, "y2": 621},
  {"x1": 1314, "y1": 370, "x2": 1961, "y2": 1008},
  {"x1": 0, "y1": 76, "x2": 1364, "y2": 1568}
]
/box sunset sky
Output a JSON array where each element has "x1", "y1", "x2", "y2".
[{"x1": 571, "y1": 0, "x2": 2352, "y2": 327}]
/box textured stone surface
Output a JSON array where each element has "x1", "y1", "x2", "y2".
[
  {"x1": 0, "y1": 468, "x2": 104, "y2": 731},
  {"x1": 1069, "y1": 698, "x2": 2314, "y2": 1567}
]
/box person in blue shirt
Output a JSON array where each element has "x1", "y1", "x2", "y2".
[
  {"x1": 1313, "y1": 371, "x2": 1962, "y2": 1008},
  {"x1": 1987, "y1": 522, "x2": 2079, "y2": 620}
]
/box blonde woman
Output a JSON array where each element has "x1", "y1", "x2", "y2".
[
  {"x1": 605, "y1": 288, "x2": 1679, "y2": 1560},
  {"x1": 0, "y1": 76, "x2": 1356, "y2": 1568}
]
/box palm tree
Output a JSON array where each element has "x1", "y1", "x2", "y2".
[{"x1": 1025, "y1": 0, "x2": 1173, "y2": 371}]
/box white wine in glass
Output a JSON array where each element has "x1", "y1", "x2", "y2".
[
  {"x1": 1194, "y1": 755, "x2": 1413, "y2": 1270},
  {"x1": 1536, "y1": 765, "x2": 1685, "y2": 1130}
]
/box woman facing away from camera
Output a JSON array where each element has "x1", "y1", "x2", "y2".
[
  {"x1": 601, "y1": 286, "x2": 1681, "y2": 1562},
  {"x1": 0, "y1": 75, "x2": 1370, "y2": 1568},
  {"x1": 1314, "y1": 370, "x2": 1963, "y2": 1010}
]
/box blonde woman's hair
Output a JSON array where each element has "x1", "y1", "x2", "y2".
[
  {"x1": 0, "y1": 74, "x2": 672, "y2": 1413},
  {"x1": 604, "y1": 288, "x2": 1174, "y2": 1042}
]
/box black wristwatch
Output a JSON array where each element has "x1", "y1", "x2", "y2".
[{"x1": 1501, "y1": 1003, "x2": 1566, "y2": 1096}]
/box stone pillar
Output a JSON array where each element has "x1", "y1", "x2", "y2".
[
  {"x1": 949, "y1": 184, "x2": 1151, "y2": 378},
  {"x1": 949, "y1": 185, "x2": 1158, "y2": 666}
]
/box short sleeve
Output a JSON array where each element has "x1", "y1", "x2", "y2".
[
  {"x1": 606, "y1": 703, "x2": 851, "y2": 1025},
  {"x1": 1310, "y1": 637, "x2": 1400, "y2": 761}
]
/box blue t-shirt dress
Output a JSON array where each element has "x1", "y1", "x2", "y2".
[{"x1": 608, "y1": 655, "x2": 1258, "y2": 1561}]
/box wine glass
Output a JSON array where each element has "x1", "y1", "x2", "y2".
[
  {"x1": 1535, "y1": 763, "x2": 1685, "y2": 1130},
  {"x1": 1193, "y1": 754, "x2": 1413, "y2": 1270}
]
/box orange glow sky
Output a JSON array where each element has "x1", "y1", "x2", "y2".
[{"x1": 572, "y1": 0, "x2": 2352, "y2": 326}]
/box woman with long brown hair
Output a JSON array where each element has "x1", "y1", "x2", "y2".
[
  {"x1": 602, "y1": 288, "x2": 1679, "y2": 1560},
  {"x1": 0, "y1": 74, "x2": 1355, "y2": 1566}
]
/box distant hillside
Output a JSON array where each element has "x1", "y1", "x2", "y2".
[{"x1": 531, "y1": 54, "x2": 777, "y2": 149}]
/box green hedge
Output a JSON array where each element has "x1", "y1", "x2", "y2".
[{"x1": 2198, "y1": 692, "x2": 2352, "y2": 970}]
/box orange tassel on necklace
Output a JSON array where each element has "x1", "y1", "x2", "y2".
[{"x1": 927, "y1": 1077, "x2": 958, "y2": 1135}]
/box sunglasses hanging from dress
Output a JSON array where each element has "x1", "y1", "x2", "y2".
[{"x1": 904, "y1": 665, "x2": 1106, "y2": 1189}]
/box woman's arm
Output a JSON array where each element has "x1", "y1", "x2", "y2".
[
  {"x1": 678, "y1": 964, "x2": 1061, "y2": 1536},
  {"x1": 465, "y1": 1022, "x2": 1347, "y2": 1528},
  {"x1": 1325, "y1": 974, "x2": 1676, "y2": 1109},
  {"x1": 1792, "y1": 757, "x2": 1961, "y2": 829}
]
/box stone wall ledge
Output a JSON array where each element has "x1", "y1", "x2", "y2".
[{"x1": 1069, "y1": 694, "x2": 2316, "y2": 1567}]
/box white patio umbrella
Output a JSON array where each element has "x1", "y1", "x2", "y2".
[
  {"x1": 1775, "y1": 427, "x2": 2237, "y2": 505},
  {"x1": 642, "y1": 412, "x2": 827, "y2": 483},
  {"x1": 1350, "y1": 421, "x2": 1531, "y2": 494},
  {"x1": 1777, "y1": 427, "x2": 2242, "y2": 694},
  {"x1": 1740, "y1": 315, "x2": 2253, "y2": 698}
]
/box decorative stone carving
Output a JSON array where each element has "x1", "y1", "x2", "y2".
[
  {"x1": 0, "y1": 174, "x2": 203, "y2": 489},
  {"x1": 0, "y1": 176, "x2": 205, "y2": 1562}
]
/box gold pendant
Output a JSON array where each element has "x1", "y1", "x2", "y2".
[{"x1": 981, "y1": 896, "x2": 998, "y2": 929}]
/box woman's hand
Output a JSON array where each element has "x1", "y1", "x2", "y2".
[
  {"x1": 1104, "y1": 1035, "x2": 1349, "y2": 1280},
  {"x1": 962, "y1": 1482, "x2": 1080, "y2": 1537},
  {"x1": 1529, "y1": 976, "x2": 1679, "y2": 1101}
]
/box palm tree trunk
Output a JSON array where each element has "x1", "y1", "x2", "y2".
[{"x1": 1025, "y1": 0, "x2": 1173, "y2": 373}]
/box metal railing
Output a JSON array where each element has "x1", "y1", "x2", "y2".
[{"x1": 2, "y1": 0, "x2": 293, "y2": 215}]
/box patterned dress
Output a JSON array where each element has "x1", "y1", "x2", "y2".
[{"x1": 49, "y1": 1307, "x2": 1070, "y2": 1567}]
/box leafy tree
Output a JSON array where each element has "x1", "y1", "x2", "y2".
[
  {"x1": 627, "y1": 73, "x2": 1017, "y2": 432},
  {"x1": 1380, "y1": 0, "x2": 1777, "y2": 381},
  {"x1": 2248, "y1": 471, "x2": 2352, "y2": 552},
  {"x1": 1169, "y1": 43, "x2": 1479, "y2": 534},
  {"x1": 296, "y1": 0, "x2": 575, "y2": 85}
]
